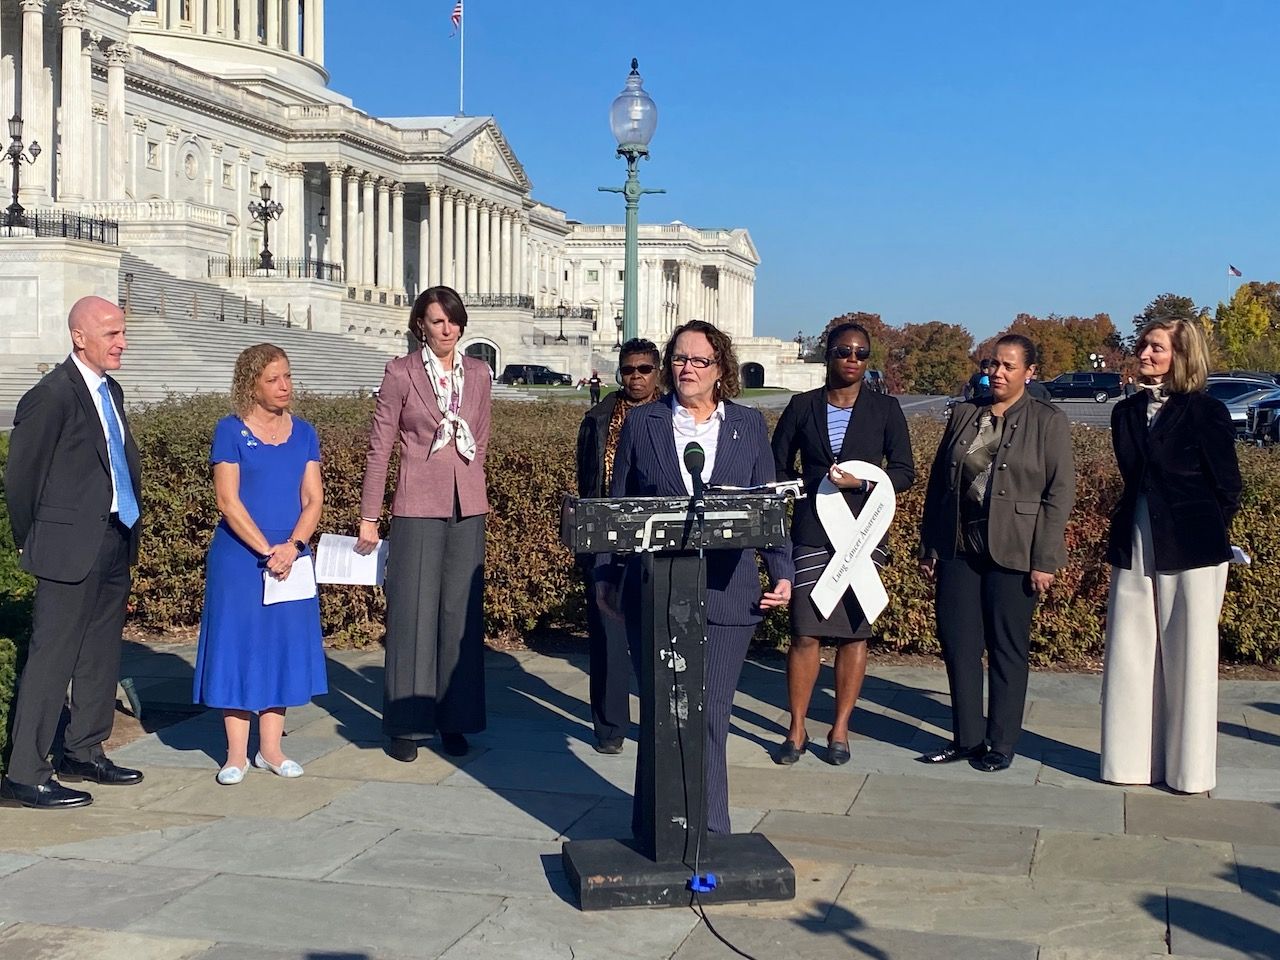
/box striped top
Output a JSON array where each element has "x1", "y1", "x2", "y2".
[{"x1": 826, "y1": 403, "x2": 853, "y2": 456}]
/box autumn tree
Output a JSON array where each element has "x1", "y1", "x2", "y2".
[
  {"x1": 896, "y1": 321, "x2": 973, "y2": 395},
  {"x1": 975, "y1": 313, "x2": 1122, "y2": 379},
  {"x1": 1215, "y1": 285, "x2": 1274, "y2": 368}
]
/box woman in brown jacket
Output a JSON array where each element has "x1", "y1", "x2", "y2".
[{"x1": 917, "y1": 334, "x2": 1075, "y2": 772}]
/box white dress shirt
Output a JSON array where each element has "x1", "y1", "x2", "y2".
[
  {"x1": 70, "y1": 352, "x2": 123, "y2": 512},
  {"x1": 671, "y1": 396, "x2": 726, "y2": 496}
]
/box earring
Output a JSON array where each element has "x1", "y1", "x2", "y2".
[{"x1": 715, "y1": 379, "x2": 722, "y2": 393}]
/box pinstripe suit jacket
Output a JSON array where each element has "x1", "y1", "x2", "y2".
[{"x1": 608, "y1": 398, "x2": 794, "y2": 626}]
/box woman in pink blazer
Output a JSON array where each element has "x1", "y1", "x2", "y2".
[{"x1": 356, "y1": 286, "x2": 491, "y2": 763}]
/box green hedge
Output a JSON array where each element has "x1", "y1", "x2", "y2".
[{"x1": 1, "y1": 396, "x2": 1278, "y2": 671}]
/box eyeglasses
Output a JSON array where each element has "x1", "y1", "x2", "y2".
[
  {"x1": 671, "y1": 354, "x2": 715, "y2": 369},
  {"x1": 830, "y1": 345, "x2": 871, "y2": 361},
  {"x1": 619, "y1": 363, "x2": 656, "y2": 376}
]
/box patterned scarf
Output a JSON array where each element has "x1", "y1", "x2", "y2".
[
  {"x1": 424, "y1": 350, "x2": 476, "y2": 461},
  {"x1": 1137, "y1": 380, "x2": 1168, "y2": 425},
  {"x1": 603, "y1": 394, "x2": 655, "y2": 492}
]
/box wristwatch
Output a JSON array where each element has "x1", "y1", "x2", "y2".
[{"x1": 292, "y1": 539, "x2": 306, "y2": 553}]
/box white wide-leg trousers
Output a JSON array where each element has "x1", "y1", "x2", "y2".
[{"x1": 1100, "y1": 499, "x2": 1227, "y2": 794}]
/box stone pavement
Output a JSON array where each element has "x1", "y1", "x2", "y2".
[{"x1": 0, "y1": 642, "x2": 1278, "y2": 960}]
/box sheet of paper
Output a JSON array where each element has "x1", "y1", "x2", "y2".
[
  {"x1": 1230, "y1": 545, "x2": 1252, "y2": 566},
  {"x1": 263, "y1": 554, "x2": 318, "y2": 605},
  {"x1": 315, "y1": 533, "x2": 388, "y2": 586}
]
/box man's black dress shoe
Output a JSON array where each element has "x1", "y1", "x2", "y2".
[
  {"x1": 594, "y1": 737, "x2": 624, "y2": 755},
  {"x1": 970, "y1": 749, "x2": 1014, "y2": 772},
  {"x1": 827, "y1": 740, "x2": 851, "y2": 766},
  {"x1": 0, "y1": 777, "x2": 93, "y2": 809},
  {"x1": 915, "y1": 743, "x2": 986, "y2": 764},
  {"x1": 385, "y1": 737, "x2": 418, "y2": 763},
  {"x1": 773, "y1": 737, "x2": 808, "y2": 765},
  {"x1": 57, "y1": 756, "x2": 144, "y2": 785},
  {"x1": 440, "y1": 733, "x2": 469, "y2": 757}
]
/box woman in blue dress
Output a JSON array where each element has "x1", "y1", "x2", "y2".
[{"x1": 193, "y1": 343, "x2": 327, "y2": 784}]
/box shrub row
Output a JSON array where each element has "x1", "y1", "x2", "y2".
[{"x1": 2, "y1": 395, "x2": 1278, "y2": 680}]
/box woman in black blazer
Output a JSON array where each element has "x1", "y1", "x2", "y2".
[
  {"x1": 1101, "y1": 317, "x2": 1241, "y2": 794},
  {"x1": 771, "y1": 321, "x2": 915, "y2": 765}
]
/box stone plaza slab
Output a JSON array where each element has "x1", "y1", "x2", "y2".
[
  {"x1": 1125, "y1": 793, "x2": 1280, "y2": 845},
  {"x1": 0, "y1": 923, "x2": 212, "y2": 960},
  {"x1": 0, "y1": 860, "x2": 211, "y2": 929},
  {"x1": 1032, "y1": 831, "x2": 1239, "y2": 889},
  {"x1": 1167, "y1": 886, "x2": 1280, "y2": 960}
]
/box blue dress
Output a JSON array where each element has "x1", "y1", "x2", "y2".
[{"x1": 192, "y1": 415, "x2": 328, "y2": 711}]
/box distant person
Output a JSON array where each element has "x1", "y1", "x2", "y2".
[
  {"x1": 1101, "y1": 318, "x2": 1241, "y2": 794},
  {"x1": 357, "y1": 286, "x2": 491, "y2": 763},
  {"x1": 771, "y1": 321, "x2": 915, "y2": 766},
  {"x1": 3, "y1": 296, "x2": 144, "y2": 809},
  {"x1": 1123, "y1": 376, "x2": 1137, "y2": 398},
  {"x1": 192, "y1": 344, "x2": 327, "y2": 785},
  {"x1": 574, "y1": 339, "x2": 662, "y2": 753},
  {"x1": 579, "y1": 370, "x2": 604, "y2": 405},
  {"x1": 918, "y1": 335, "x2": 1075, "y2": 773},
  {"x1": 1024, "y1": 376, "x2": 1051, "y2": 402},
  {"x1": 964, "y1": 359, "x2": 993, "y2": 400}
]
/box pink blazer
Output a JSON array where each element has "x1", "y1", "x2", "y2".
[{"x1": 360, "y1": 352, "x2": 491, "y2": 519}]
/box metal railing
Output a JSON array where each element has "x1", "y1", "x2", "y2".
[
  {"x1": 1, "y1": 210, "x2": 118, "y2": 244},
  {"x1": 208, "y1": 256, "x2": 344, "y2": 282},
  {"x1": 533, "y1": 305, "x2": 596, "y2": 321},
  {"x1": 461, "y1": 294, "x2": 534, "y2": 310}
]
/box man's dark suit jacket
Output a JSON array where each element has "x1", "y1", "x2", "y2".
[
  {"x1": 1107, "y1": 390, "x2": 1241, "y2": 573},
  {"x1": 5, "y1": 358, "x2": 142, "y2": 583},
  {"x1": 608, "y1": 398, "x2": 794, "y2": 626},
  {"x1": 771, "y1": 387, "x2": 916, "y2": 548}
]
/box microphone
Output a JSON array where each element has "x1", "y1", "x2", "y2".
[{"x1": 683, "y1": 442, "x2": 707, "y2": 519}]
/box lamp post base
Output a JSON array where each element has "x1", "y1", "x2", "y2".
[{"x1": 561, "y1": 833, "x2": 795, "y2": 911}]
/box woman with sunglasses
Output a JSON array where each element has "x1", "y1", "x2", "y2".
[
  {"x1": 608, "y1": 319, "x2": 793, "y2": 836},
  {"x1": 574, "y1": 338, "x2": 662, "y2": 754},
  {"x1": 770, "y1": 321, "x2": 915, "y2": 765}
]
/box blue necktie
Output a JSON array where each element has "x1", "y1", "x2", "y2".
[{"x1": 97, "y1": 381, "x2": 139, "y2": 528}]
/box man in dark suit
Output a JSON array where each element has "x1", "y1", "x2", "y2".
[
  {"x1": 574, "y1": 338, "x2": 660, "y2": 754},
  {"x1": 2, "y1": 296, "x2": 144, "y2": 809}
]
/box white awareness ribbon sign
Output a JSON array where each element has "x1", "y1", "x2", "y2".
[{"x1": 809, "y1": 460, "x2": 896, "y2": 624}]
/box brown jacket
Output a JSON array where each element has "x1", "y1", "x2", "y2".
[
  {"x1": 360, "y1": 352, "x2": 491, "y2": 519},
  {"x1": 920, "y1": 393, "x2": 1075, "y2": 573}
]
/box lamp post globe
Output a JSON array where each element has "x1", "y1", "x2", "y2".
[
  {"x1": 5, "y1": 113, "x2": 40, "y2": 228},
  {"x1": 610, "y1": 58, "x2": 658, "y2": 154},
  {"x1": 247, "y1": 178, "x2": 284, "y2": 272},
  {"x1": 556, "y1": 300, "x2": 569, "y2": 342},
  {"x1": 614, "y1": 311, "x2": 623, "y2": 348}
]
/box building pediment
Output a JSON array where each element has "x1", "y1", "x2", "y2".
[{"x1": 448, "y1": 121, "x2": 530, "y2": 192}]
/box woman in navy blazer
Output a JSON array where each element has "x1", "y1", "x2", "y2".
[
  {"x1": 610, "y1": 320, "x2": 793, "y2": 835},
  {"x1": 771, "y1": 321, "x2": 915, "y2": 766}
]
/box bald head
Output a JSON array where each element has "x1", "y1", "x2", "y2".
[{"x1": 68, "y1": 296, "x2": 127, "y2": 377}]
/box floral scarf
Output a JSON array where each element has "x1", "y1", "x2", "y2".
[{"x1": 424, "y1": 350, "x2": 476, "y2": 461}]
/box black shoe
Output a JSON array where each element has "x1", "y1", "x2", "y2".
[
  {"x1": 915, "y1": 743, "x2": 986, "y2": 764},
  {"x1": 57, "y1": 756, "x2": 144, "y2": 785},
  {"x1": 385, "y1": 737, "x2": 418, "y2": 763},
  {"x1": 827, "y1": 740, "x2": 851, "y2": 766},
  {"x1": 0, "y1": 777, "x2": 93, "y2": 809},
  {"x1": 440, "y1": 733, "x2": 469, "y2": 757},
  {"x1": 970, "y1": 749, "x2": 1014, "y2": 772},
  {"x1": 594, "y1": 738, "x2": 625, "y2": 755},
  {"x1": 773, "y1": 736, "x2": 808, "y2": 765}
]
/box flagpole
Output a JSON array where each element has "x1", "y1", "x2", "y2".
[{"x1": 458, "y1": 1, "x2": 465, "y2": 115}]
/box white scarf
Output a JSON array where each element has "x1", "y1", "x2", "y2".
[
  {"x1": 1137, "y1": 380, "x2": 1168, "y2": 425},
  {"x1": 424, "y1": 350, "x2": 477, "y2": 461}
]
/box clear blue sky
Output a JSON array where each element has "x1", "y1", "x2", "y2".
[{"x1": 326, "y1": 1, "x2": 1280, "y2": 343}]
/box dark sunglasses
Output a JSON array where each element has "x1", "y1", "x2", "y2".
[
  {"x1": 830, "y1": 345, "x2": 871, "y2": 361},
  {"x1": 619, "y1": 363, "x2": 656, "y2": 376}
]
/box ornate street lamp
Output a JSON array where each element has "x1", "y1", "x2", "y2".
[
  {"x1": 600, "y1": 59, "x2": 664, "y2": 344},
  {"x1": 247, "y1": 179, "x2": 283, "y2": 272},
  {"x1": 614, "y1": 310, "x2": 623, "y2": 348},
  {"x1": 123, "y1": 272, "x2": 134, "y2": 316},
  {"x1": 1089, "y1": 352, "x2": 1105, "y2": 370},
  {"x1": 795, "y1": 330, "x2": 805, "y2": 359},
  {"x1": 318, "y1": 204, "x2": 328, "y2": 230},
  {"x1": 555, "y1": 300, "x2": 569, "y2": 342},
  {"x1": 5, "y1": 114, "x2": 42, "y2": 228}
]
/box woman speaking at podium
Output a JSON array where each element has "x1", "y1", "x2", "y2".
[{"x1": 609, "y1": 319, "x2": 793, "y2": 835}]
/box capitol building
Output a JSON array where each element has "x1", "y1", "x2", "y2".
[{"x1": 0, "y1": 0, "x2": 818, "y2": 404}]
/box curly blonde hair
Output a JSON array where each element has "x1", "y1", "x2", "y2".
[
  {"x1": 231, "y1": 343, "x2": 289, "y2": 417},
  {"x1": 660, "y1": 320, "x2": 742, "y2": 400}
]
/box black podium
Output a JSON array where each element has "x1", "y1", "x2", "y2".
[{"x1": 559, "y1": 490, "x2": 798, "y2": 910}]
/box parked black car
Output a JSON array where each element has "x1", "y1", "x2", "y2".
[
  {"x1": 1043, "y1": 371, "x2": 1123, "y2": 403},
  {"x1": 1246, "y1": 393, "x2": 1280, "y2": 444},
  {"x1": 498, "y1": 363, "x2": 573, "y2": 386}
]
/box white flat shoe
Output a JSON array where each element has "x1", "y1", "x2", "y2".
[
  {"x1": 216, "y1": 761, "x2": 250, "y2": 785},
  {"x1": 254, "y1": 751, "x2": 303, "y2": 778}
]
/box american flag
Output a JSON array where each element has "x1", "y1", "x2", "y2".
[
  {"x1": 1229, "y1": 264, "x2": 1243, "y2": 277},
  {"x1": 450, "y1": 0, "x2": 463, "y2": 35}
]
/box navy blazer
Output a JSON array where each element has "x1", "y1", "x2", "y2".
[
  {"x1": 1107, "y1": 390, "x2": 1241, "y2": 572},
  {"x1": 609, "y1": 398, "x2": 794, "y2": 626},
  {"x1": 771, "y1": 387, "x2": 915, "y2": 548}
]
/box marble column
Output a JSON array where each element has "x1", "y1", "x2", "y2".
[
  {"x1": 313, "y1": 0, "x2": 325, "y2": 65},
  {"x1": 266, "y1": 0, "x2": 280, "y2": 48},
  {"x1": 79, "y1": 37, "x2": 92, "y2": 201},
  {"x1": 291, "y1": 162, "x2": 306, "y2": 259},
  {"x1": 464, "y1": 196, "x2": 479, "y2": 295},
  {"x1": 488, "y1": 206, "x2": 501, "y2": 294},
  {"x1": 344, "y1": 168, "x2": 360, "y2": 284},
  {"x1": 1, "y1": 5, "x2": 15, "y2": 139},
  {"x1": 303, "y1": 0, "x2": 315, "y2": 59},
  {"x1": 452, "y1": 192, "x2": 466, "y2": 293},
  {"x1": 192, "y1": 0, "x2": 206, "y2": 34},
  {"x1": 512, "y1": 215, "x2": 524, "y2": 297},
  {"x1": 361, "y1": 173, "x2": 375, "y2": 287},
  {"x1": 477, "y1": 201, "x2": 491, "y2": 296},
  {"x1": 375, "y1": 177, "x2": 390, "y2": 286},
  {"x1": 20, "y1": 0, "x2": 50, "y2": 201},
  {"x1": 105, "y1": 42, "x2": 128, "y2": 200},
  {"x1": 242, "y1": 0, "x2": 259, "y2": 42},
  {"x1": 499, "y1": 210, "x2": 512, "y2": 296},
  {"x1": 166, "y1": 0, "x2": 181, "y2": 30},
  {"x1": 58, "y1": 2, "x2": 87, "y2": 202},
  {"x1": 418, "y1": 200, "x2": 429, "y2": 296},
  {"x1": 326, "y1": 162, "x2": 343, "y2": 267},
  {"x1": 391, "y1": 182, "x2": 405, "y2": 293},
  {"x1": 440, "y1": 188, "x2": 454, "y2": 288},
  {"x1": 285, "y1": 0, "x2": 299, "y2": 53},
  {"x1": 427, "y1": 185, "x2": 442, "y2": 286}
]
